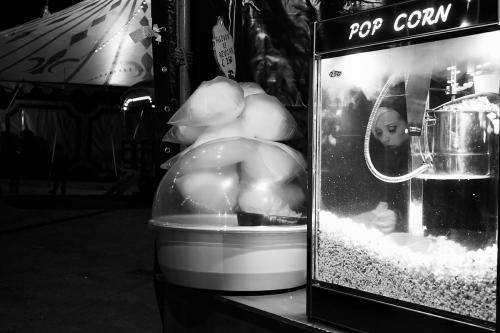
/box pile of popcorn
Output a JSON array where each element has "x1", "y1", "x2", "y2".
[{"x1": 316, "y1": 210, "x2": 497, "y2": 322}]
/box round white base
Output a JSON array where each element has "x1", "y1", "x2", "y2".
[{"x1": 151, "y1": 215, "x2": 307, "y2": 291}]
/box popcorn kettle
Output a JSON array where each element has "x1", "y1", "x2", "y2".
[{"x1": 365, "y1": 68, "x2": 500, "y2": 183}]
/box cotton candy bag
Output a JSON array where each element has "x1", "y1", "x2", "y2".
[
  {"x1": 239, "y1": 82, "x2": 265, "y2": 97},
  {"x1": 162, "y1": 125, "x2": 206, "y2": 144},
  {"x1": 168, "y1": 76, "x2": 245, "y2": 127},
  {"x1": 190, "y1": 118, "x2": 253, "y2": 148},
  {"x1": 240, "y1": 93, "x2": 298, "y2": 141}
]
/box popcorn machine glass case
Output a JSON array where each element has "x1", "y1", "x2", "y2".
[{"x1": 308, "y1": 1, "x2": 499, "y2": 332}]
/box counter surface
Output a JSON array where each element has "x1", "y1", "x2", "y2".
[
  {"x1": 156, "y1": 278, "x2": 348, "y2": 332},
  {"x1": 222, "y1": 288, "x2": 346, "y2": 333}
]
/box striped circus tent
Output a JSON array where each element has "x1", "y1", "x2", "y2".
[{"x1": 0, "y1": 0, "x2": 154, "y2": 86}]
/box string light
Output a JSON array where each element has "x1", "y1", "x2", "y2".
[
  {"x1": 123, "y1": 95, "x2": 154, "y2": 111},
  {"x1": 88, "y1": 62, "x2": 142, "y2": 82},
  {"x1": 93, "y1": 0, "x2": 148, "y2": 54}
]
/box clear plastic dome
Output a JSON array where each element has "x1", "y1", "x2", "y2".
[
  {"x1": 152, "y1": 137, "x2": 307, "y2": 228},
  {"x1": 150, "y1": 137, "x2": 307, "y2": 291}
]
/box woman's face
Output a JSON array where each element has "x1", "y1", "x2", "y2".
[{"x1": 373, "y1": 109, "x2": 409, "y2": 148}]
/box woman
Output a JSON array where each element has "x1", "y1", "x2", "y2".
[
  {"x1": 367, "y1": 104, "x2": 411, "y2": 232},
  {"x1": 372, "y1": 106, "x2": 409, "y2": 150}
]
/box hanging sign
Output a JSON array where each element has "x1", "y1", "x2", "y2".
[{"x1": 212, "y1": 16, "x2": 236, "y2": 79}]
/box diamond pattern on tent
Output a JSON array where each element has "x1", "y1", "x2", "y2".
[
  {"x1": 139, "y1": 16, "x2": 149, "y2": 27},
  {"x1": 92, "y1": 15, "x2": 106, "y2": 27},
  {"x1": 129, "y1": 28, "x2": 146, "y2": 43},
  {"x1": 141, "y1": 35, "x2": 152, "y2": 49},
  {"x1": 70, "y1": 30, "x2": 88, "y2": 45},
  {"x1": 142, "y1": 32, "x2": 152, "y2": 47},
  {"x1": 110, "y1": 0, "x2": 122, "y2": 10},
  {"x1": 8, "y1": 31, "x2": 34, "y2": 43}
]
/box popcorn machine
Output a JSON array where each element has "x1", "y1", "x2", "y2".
[{"x1": 308, "y1": 1, "x2": 499, "y2": 332}]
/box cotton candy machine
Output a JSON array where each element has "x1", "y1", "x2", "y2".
[
  {"x1": 150, "y1": 76, "x2": 307, "y2": 291},
  {"x1": 150, "y1": 137, "x2": 307, "y2": 291}
]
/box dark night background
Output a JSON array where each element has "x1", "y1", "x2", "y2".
[
  {"x1": 1, "y1": 0, "x2": 83, "y2": 30},
  {"x1": 0, "y1": 3, "x2": 162, "y2": 332}
]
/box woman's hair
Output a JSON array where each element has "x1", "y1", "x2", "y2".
[{"x1": 378, "y1": 80, "x2": 407, "y2": 122}]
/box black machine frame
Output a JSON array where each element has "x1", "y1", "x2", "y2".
[{"x1": 307, "y1": 1, "x2": 500, "y2": 332}]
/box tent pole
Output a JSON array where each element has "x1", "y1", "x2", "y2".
[
  {"x1": 111, "y1": 135, "x2": 118, "y2": 178},
  {"x1": 4, "y1": 84, "x2": 22, "y2": 132},
  {"x1": 177, "y1": 0, "x2": 191, "y2": 104},
  {"x1": 6, "y1": 84, "x2": 22, "y2": 111},
  {"x1": 48, "y1": 131, "x2": 57, "y2": 184},
  {"x1": 133, "y1": 109, "x2": 144, "y2": 141}
]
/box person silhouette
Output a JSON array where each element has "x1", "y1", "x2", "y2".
[
  {"x1": 1, "y1": 129, "x2": 21, "y2": 194},
  {"x1": 50, "y1": 144, "x2": 69, "y2": 196}
]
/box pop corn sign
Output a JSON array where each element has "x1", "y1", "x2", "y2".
[{"x1": 348, "y1": 3, "x2": 452, "y2": 40}]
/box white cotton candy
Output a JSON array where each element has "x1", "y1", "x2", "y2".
[
  {"x1": 241, "y1": 141, "x2": 305, "y2": 183},
  {"x1": 240, "y1": 93, "x2": 298, "y2": 141},
  {"x1": 175, "y1": 165, "x2": 239, "y2": 213},
  {"x1": 273, "y1": 141, "x2": 307, "y2": 169},
  {"x1": 191, "y1": 118, "x2": 254, "y2": 148},
  {"x1": 279, "y1": 183, "x2": 306, "y2": 210},
  {"x1": 162, "y1": 125, "x2": 206, "y2": 144},
  {"x1": 168, "y1": 76, "x2": 245, "y2": 127},
  {"x1": 238, "y1": 182, "x2": 303, "y2": 217},
  {"x1": 177, "y1": 137, "x2": 256, "y2": 170},
  {"x1": 239, "y1": 82, "x2": 266, "y2": 97}
]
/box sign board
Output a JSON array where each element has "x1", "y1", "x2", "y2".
[
  {"x1": 315, "y1": 0, "x2": 499, "y2": 54},
  {"x1": 212, "y1": 17, "x2": 236, "y2": 79}
]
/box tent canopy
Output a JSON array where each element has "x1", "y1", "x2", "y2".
[{"x1": 0, "y1": 0, "x2": 153, "y2": 86}]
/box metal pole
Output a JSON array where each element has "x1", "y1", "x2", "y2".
[
  {"x1": 4, "y1": 84, "x2": 22, "y2": 132},
  {"x1": 48, "y1": 131, "x2": 57, "y2": 184},
  {"x1": 111, "y1": 135, "x2": 118, "y2": 178},
  {"x1": 177, "y1": 0, "x2": 191, "y2": 104},
  {"x1": 6, "y1": 85, "x2": 21, "y2": 111},
  {"x1": 132, "y1": 109, "x2": 144, "y2": 141}
]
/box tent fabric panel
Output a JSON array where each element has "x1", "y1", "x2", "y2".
[{"x1": 0, "y1": 0, "x2": 153, "y2": 86}]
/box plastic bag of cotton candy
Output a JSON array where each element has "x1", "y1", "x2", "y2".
[
  {"x1": 153, "y1": 137, "x2": 307, "y2": 224},
  {"x1": 163, "y1": 76, "x2": 299, "y2": 146},
  {"x1": 168, "y1": 76, "x2": 246, "y2": 127}
]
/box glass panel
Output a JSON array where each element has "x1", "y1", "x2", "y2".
[{"x1": 313, "y1": 30, "x2": 499, "y2": 323}]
